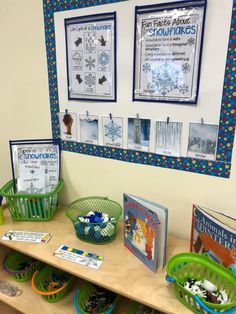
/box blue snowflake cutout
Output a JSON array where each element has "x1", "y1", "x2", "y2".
[
  {"x1": 179, "y1": 84, "x2": 189, "y2": 94},
  {"x1": 152, "y1": 63, "x2": 179, "y2": 96},
  {"x1": 143, "y1": 63, "x2": 151, "y2": 73},
  {"x1": 105, "y1": 120, "x2": 122, "y2": 142}
]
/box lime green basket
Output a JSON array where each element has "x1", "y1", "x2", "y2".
[
  {"x1": 166, "y1": 253, "x2": 236, "y2": 314},
  {"x1": 4, "y1": 251, "x2": 43, "y2": 282},
  {"x1": 74, "y1": 284, "x2": 118, "y2": 314},
  {"x1": 127, "y1": 301, "x2": 162, "y2": 314},
  {"x1": 65, "y1": 197, "x2": 122, "y2": 245},
  {"x1": 0, "y1": 179, "x2": 64, "y2": 221},
  {"x1": 31, "y1": 265, "x2": 74, "y2": 303}
]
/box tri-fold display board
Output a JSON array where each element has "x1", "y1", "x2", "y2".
[{"x1": 43, "y1": 0, "x2": 236, "y2": 178}]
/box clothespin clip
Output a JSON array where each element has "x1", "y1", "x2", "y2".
[
  {"x1": 167, "y1": 117, "x2": 170, "y2": 124},
  {"x1": 109, "y1": 113, "x2": 112, "y2": 120},
  {"x1": 136, "y1": 113, "x2": 140, "y2": 120},
  {"x1": 65, "y1": 109, "x2": 68, "y2": 114},
  {"x1": 86, "y1": 111, "x2": 89, "y2": 120},
  {"x1": 201, "y1": 117, "x2": 204, "y2": 125}
]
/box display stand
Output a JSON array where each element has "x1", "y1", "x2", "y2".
[{"x1": 0, "y1": 207, "x2": 191, "y2": 314}]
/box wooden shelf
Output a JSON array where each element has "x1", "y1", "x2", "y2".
[{"x1": 0, "y1": 207, "x2": 191, "y2": 314}]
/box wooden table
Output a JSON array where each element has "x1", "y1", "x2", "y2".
[{"x1": 0, "y1": 207, "x2": 192, "y2": 314}]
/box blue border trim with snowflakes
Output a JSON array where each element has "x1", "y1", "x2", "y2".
[{"x1": 43, "y1": 0, "x2": 236, "y2": 178}]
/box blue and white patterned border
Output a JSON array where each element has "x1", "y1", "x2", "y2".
[{"x1": 43, "y1": 0, "x2": 236, "y2": 178}]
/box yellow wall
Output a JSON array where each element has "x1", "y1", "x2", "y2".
[{"x1": 0, "y1": 0, "x2": 235, "y2": 240}]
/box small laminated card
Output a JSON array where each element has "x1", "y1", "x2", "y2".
[
  {"x1": 1, "y1": 230, "x2": 52, "y2": 243},
  {"x1": 53, "y1": 245, "x2": 105, "y2": 269}
]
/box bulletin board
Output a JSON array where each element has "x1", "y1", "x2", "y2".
[{"x1": 43, "y1": 0, "x2": 236, "y2": 178}]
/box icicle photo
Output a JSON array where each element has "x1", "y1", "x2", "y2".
[{"x1": 128, "y1": 118, "x2": 151, "y2": 152}]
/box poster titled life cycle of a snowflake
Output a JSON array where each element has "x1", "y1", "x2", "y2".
[
  {"x1": 133, "y1": 1, "x2": 206, "y2": 104},
  {"x1": 65, "y1": 12, "x2": 116, "y2": 101}
]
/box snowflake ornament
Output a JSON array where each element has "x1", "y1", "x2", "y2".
[{"x1": 104, "y1": 120, "x2": 122, "y2": 142}]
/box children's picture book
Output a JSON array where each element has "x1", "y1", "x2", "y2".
[
  {"x1": 123, "y1": 193, "x2": 168, "y2": 272},
  {"x1": 190, "y1": 204, "x2": 236, "y2": 274}
]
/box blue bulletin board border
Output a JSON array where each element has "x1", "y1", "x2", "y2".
[{"x1": 43, "y1": 0, "x2": 236, "y2": 178}]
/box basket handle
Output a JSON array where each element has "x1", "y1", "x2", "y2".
[
  {"x1": 31, "y1": 271, "x2": 68, "y2": 296},
  {"x1": 194, "y1": 296, "x2": 236, "y2": 314},
  {"x1": 74, "y1": 288, "x2": 83, "y2": 314}
]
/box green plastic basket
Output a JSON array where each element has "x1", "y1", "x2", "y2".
[
  {"x1": 31, "y1": 265, "x2": 74, "y2": 303},
  {"x1": 166, "y1": 253, "x2": 236, "y2": 314},
  {"x1": 65, "y1": 196, "x2": 122, "y2": 244},
  {"x1": 0, "y1": 179, "x2": 64, "y2": 221},
  {"x1": 74, "y1": 284, "x2": 118, "y2": 314},
  {"x1": 127, "y1": 301, "x2": 163, "y2": 314},
  {"x1": 4, "y1": 251, "x2": 43, "y2": 282}
]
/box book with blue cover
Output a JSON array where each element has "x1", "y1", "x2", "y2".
[
  {"x1": 123, "y1": 193, "x2": 168, "y2": 272},
  {"x1": 190, "y1": 204, "x2": 236, "y2": 274}
]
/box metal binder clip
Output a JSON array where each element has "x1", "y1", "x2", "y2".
[
  {"x1": 109, "y1": 113, "x2": 112, "y2": 120},
  {"x1": 167, "y1": 117, "x2": 170, "y2": 124},
  {"x1": 136, "y1": 113, "x2": 140, "y2": 120},
  {"x1": 65, "y1": 109, "x2": 68, "y2": 114},
  {"x1": 201, "y1": 118, "x2": 204, "y2": 125},
  {"x1": 86, "y1": 111, "x2": 89, "y2": 120}
]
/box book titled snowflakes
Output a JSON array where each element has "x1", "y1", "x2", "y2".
[{"x1": 102, "y1": 116, "x2": 123, "y2": 148}]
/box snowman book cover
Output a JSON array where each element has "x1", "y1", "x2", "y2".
[{"x1": 123, "y1": 193, "x2": 168, "y2": 272}]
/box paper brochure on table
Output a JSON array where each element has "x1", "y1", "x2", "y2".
[
  {"x1": 53, "y1": 245, "x2": 105, "y2": 269},
  {"x1": 1, "y1": 231, "x2": 52, "y2": 243}
]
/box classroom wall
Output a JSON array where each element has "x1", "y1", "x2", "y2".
[{"x1": 0, "y1": 0, "x2": 235, "y2": 240}]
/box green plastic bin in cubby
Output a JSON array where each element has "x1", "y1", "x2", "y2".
[
  {"x1": 4, "y1": 251, "x2": 43, "y2": 282},
  {"x1": 65, "y1": 196, "x2": 122, "y2": 244},
  {"x1": 74, "y1": 284, "x2": 118, "y2": 314},
  {"x1": 166, "y1": 253, "x2": 236, "y2": 314},
  {"x1": 127, "y1": 301, "x2": 162, "y2": 314},
  {"x1": 31, "y1": 265, "x2": 74, "y2": 303},
  {"x1": 0, "y1": 179, "x2": 64, "y2": 221}
]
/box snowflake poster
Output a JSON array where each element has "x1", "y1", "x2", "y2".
[
  {"x1": 102, "y1": 116, "x2": 123, "y2": 148},
  {"x1": 65, "y1": 12, "x2": 116, "y2": 101},
  {"x1": 156, "y1": 121, "x2": 182, "y2": 157},
  {"x1": 128, "y1": 118, "x2": 151, "y2": 152},
  {"x1": 133, "y1": 1, "x2": 206, "y2": 104}
]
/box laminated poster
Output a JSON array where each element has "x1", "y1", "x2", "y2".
[
  {"x1": 156, "y1": 121, "x2": 182, "y2": 157},
  {"x1": 133, "y1": 1, "x2": 206, "y2": 103},
  {"x1": 102, "y1": 116, "x2": 123, "y2": 148},
  {"x1": 58, "y1": 111, "x2": 78, "y2": 142},
  {"x1": 65, "y1": 12, "x2": 116, "y2": 101}
]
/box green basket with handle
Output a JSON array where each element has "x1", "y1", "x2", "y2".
[
  {"x1": 31, "y1": 265, "x2": 74, "y2": 303},
  {"x1": 4, "y1": 251, "x2": 43, "y2": 282},
  {"x1": 0, "y1": 179, "x2": 64, "y2": 221},
  {"x1": 165, "y1": 253, "x2": 236, "y2": 314},
  {"x1": 74, "y1": 283, "x2": 118, "y2": 314},
  {"x1": 65, "y1": 196, "x2": 122, "y2": 244},
  {"x1": 127, "y1": 301, "x2": 163, "y2": 313}
]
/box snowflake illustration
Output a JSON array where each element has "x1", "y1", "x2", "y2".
[
  {"x1": 24, "y1": 182, "x2": 44, "y2": 194},
  {"x1": 179, "y1": 84, "x2": 189, "y2": 94},
  {"x1": 99, "y1": 52, "x2": 109, "y2": 66},
  {"x1": 152, "y1": 63, "x2": 178, "y2": 96},
  {"x1": 104, "y1": 120, "x2": 122, "y2": 142},
  {"x1": 187, "y1": 37, "x2": 195, "y2": 46},
  {"x1": 85, "y1": 56, "x2": 96, "y2": 70},
  {"x1": 142, "y1": 63, "x2": 151, "y2": 73},
  {"x1": 182, "y1": 63, "x2": 191, "y2": 74},
  {"x1": 85, "y1": 73, "x2": 96, "y2": 87}
]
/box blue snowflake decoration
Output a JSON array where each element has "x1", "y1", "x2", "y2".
[
  {"x1": 188, "y1": 37, "x2": 195, "y2": 46},
  {"x1": 99, "y1": 52, "x2": 109, "y2": 66},
  {"x1": 182, "y1": 63, "x2": 191, "y2": 74},
  {"x1": 152, "y1": 63, "x2": 178, "y2": 96},
  {"x1": 179, "y1": 84, "x2": 189, "y2": 94},
  {"x1": 85, "y1": 56, "x2": 96, "y2": 70},
  {"x1": 104, "y1": 120, "x2": 122, "y2": 142},
  {"x1": 142, "y1": 63, "x2": 151, "y2": 73},
  {"x1": 85, "y1": 73, "x2": 96, "y2": 86}
]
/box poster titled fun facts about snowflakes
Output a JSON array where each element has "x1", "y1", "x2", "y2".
[
  {"x1": 65, "y1": 12, "x2": 116, "y2": 101},
  {"x1": 133, "y1": 1, "x2": 206, "y2": 104}
]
